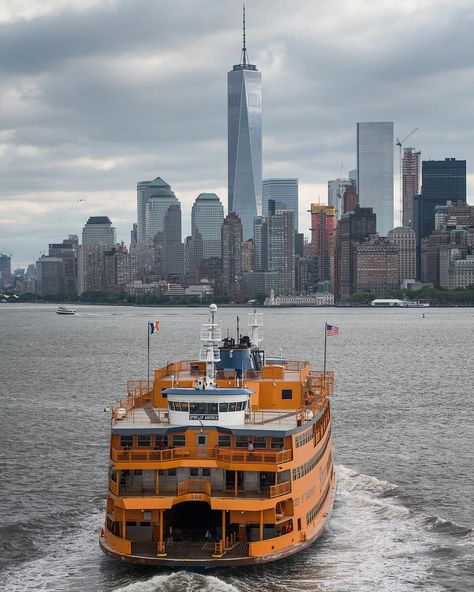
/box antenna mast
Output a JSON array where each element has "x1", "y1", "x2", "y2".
[{"x1": 241, "y1": 4, "x2": 248, "y2": 66}]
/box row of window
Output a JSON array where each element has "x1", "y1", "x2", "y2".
[
  {"x1": 295, "y1": 403, "x2": 331, "y2": 449},
  {"x1": 295, "y1": 426, "x2": 313, "y2": 448},
  {"x1": 306, "y1": 477, "x2": 332, "y2": 526},
  {"x1": 292, "y1": 429, "x2": 331, "y2": 481},
  {"x1": 168, "y1": 401, "x2": 248, "y2": 413},
  {"x1": 119, "y1": 434, "x2": 285, "y2": 449}
]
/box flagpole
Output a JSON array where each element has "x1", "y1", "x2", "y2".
[
  {"x1": 147, "y1": 322, "x2": 150, "y2": 393},
  {"x1": 323, "y1": 322, "x2": 327, "y2": 389}
]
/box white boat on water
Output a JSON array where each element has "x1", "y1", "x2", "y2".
[
  {"x1": 56, "y1": 305, "x2": 76, "y2": 315},
  {"x1": 370, "y1": 298, "x2": 429, "y2": 308}
]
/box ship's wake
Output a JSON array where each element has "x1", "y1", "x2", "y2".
[{"x1": 1, "y1": 465, "x2": 472, "y2": 592}]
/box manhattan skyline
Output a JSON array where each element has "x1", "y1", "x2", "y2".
[{"x1": 0, "y1": 0, "x2": 473, "y2": 266}]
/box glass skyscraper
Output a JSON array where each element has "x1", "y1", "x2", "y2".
[
  {"x1": 262, "y1": 179, "x2": 298, "y2": 231},
  {"x1": 357, "y1": 122, "x2": 394, "y2": 236},
  {"x1": 191, "y1": 193, "x2": 224, "y2": 259},
  {"x1": 228, "y1": 9, "x2": 262, "y2": 240}
]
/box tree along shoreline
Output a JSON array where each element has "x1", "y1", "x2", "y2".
[{"x1": 6, "y1": 286, "x2": 474, "y2": 307}]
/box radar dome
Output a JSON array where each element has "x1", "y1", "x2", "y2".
[{"x1": 209, "y1": 303, "x2": 218, "y2": 313}]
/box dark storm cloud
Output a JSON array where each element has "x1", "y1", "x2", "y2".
[{"x1": 0, "y1": 0, "x2": 473, "y2": 265}]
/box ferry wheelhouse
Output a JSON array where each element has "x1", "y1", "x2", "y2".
[{"x1": 100, "y1": 305, "x2": 336, "y2": 567}]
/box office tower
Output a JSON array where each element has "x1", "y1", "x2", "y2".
[
  {"x1": 36, "y1": 256, "x2": 65, "y2": 296},
  {"x1": 221, "y1": 213, "x2": 243, "y2": 294},
  {"x1": 0, "y1": 253, "x2": 12, "y2": 288},
  {"x1": 82, "y1": 216, "x2": 116, "y2": 245},
  {"x1": 161, "y1": 203, "x2": 184, "y2": 278},
  {"x1": 388, "y1": 227, "x2": 416, "y2": 285},
  {"x1": 228, "y1": 8, "x2": 262, "y2": 240},
  {"x1": 413, "y1": 158, "x2": 467, "y2": 278},
  {"x1": 253, "y1": 216, "x2": 267, "y2": 271},
  {"x1": 355, "y1": 238, "x2": 399, "y2": 292},
  {"x1": 267, "y1": 203, "x2": 295, "y2": 295},
  {"x1": 357, "y1": 122, "x2": 394, "y2": 236},
  {"x1": 328, "y1": 179, "x2": 351, "y2": 221},
  {"x1": 343, "y1": 184, "x2": 358, "y2": 215},
  {"x1": 349, "y1": 169, "x2": 357, "y2": 192},
  {"x1": 421, "y1": 228, "x2": 469, "y2": 286},
  {"x1": 137, "y1": 177, "x2": 176, "y2": 242},
  {"x1": 49, "y1": 238, "x2": 78, "y2": 294},
  {"x1": 191, "y1": 193, "x2": 224, "y2": 259},
  {"x1": 262, "y1": 179, "x2": 298, "y2": 230},
  {"x1": 440, "y1": 249, "x2": 474, "y2": 289},
  {"x1": 422, "y1": 158, "x2": 466, "y2": 201},
  {"x1": 334, "y1": 207, "x2": 377, "y2": 301},
  {"x1": 310, "y1": 205, "x2": 336, "y2": 286},
  {"x1": 402, "y1": 147, "x2": 420, "y2": 227},
  {"x1": 145, "y1": 186, "x2": 181, "y2": 243},
  {"x1": 130, "y1": 223, "x2": 138, "y2": 246}
]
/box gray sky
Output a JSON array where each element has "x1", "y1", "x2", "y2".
[{"x1": 0, "y1": 0, "x2": 472, "y2": 267}]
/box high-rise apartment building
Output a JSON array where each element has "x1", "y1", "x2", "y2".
[
  {"x1": 241, "y1": 240, "x2": 254, "y2": 273},
  {"x1": 262, "y1": 179, "x2": 298, "y2": 230},
  {"x1": 82, "y1": 216, "x2": 116, "y2": 245},
  {"x1": 310, "y1": 205, "x2": 336, "y2": 287},
  {"x1": 355, "y1": 238, "x2": 399, "y2": 293},
  {"x1": 334, "y1": 207, "x2": 377, "y2": 302},
  {"x1": 328, "y1": 179, "x2": 352, "y2": 221},
  {"x1": 191, "y1": 194, "x2": 224, "y2": 259},
  {"x1": 221, "y1": 213, "x2": 243, "y2": 295},
  {"x1": 402, "y1": 147, "x2": 420, "y2": 227},
  {"x1": 357, "y1": 122, "x2": 394, "y2": 236},
  {"x1": 388, "y1": 227, "x2": 416, "y2": 286},
  {"x1": 228, "y1": 8, "x2": 262, "y2": 240},
  {"x1": 252, "y1": 216, "x2": 267, "y2": 272},
  {"x1": 0, "y1": 253, "x2": 12, "y2": 288},
  {"x1": 267, "y1": 204, "x2": 295, "y2": 295}
]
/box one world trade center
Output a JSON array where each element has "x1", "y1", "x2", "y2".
[{"x1": 227, "y1": 7, "x2": 262, "y2": 240}]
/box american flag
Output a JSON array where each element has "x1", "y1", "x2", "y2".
[{"x1": 325, "y1": 324, "x2": 339, "y2": 336}]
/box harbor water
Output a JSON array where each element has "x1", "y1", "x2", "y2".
[{"x1": 0, "y1": 304, "x2": 472, "y2": 591}]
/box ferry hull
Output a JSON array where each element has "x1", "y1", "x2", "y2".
[{"x1": 99, "y1": 471, "x2": 336, "y2": 569}]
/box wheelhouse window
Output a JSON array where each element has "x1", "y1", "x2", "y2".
[
  {"x1": 218, "y1": 401, "x2": 247, "y2": 412},
  {"x1": 282, "y1": 389, "x2": 293, "y2": 400},
  {"x1": 169, "y1": 401, "x2": 189, "y2": 411},
  {"x1": 189, "y1": 402, "x2": 218, "y2": 415}
]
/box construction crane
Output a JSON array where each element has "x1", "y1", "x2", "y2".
[{"x1": 396, "y1": 128, "x2": 418, "y2": 226}]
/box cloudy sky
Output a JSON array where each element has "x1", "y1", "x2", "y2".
[{"x1": 0, "y1": 0, "x2": 473, "y2": 267}]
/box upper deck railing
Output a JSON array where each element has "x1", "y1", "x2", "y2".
[
  {"x1": 111, "y1": 446, "x2": 292, "y2": 465},
  {"x1": 112, "y1": 366, "x2": 334, "y2": 423}
]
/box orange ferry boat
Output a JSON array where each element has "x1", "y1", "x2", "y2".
[{"x1": 100, "y1": 305, "x2": 336, "y2": 567}]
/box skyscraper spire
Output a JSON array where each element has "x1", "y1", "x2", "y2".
[{"x1": 241, "y1": 4, "x2": 248, "y2": 66}]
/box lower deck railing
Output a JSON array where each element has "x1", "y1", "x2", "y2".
[
  {"x1": 127, "y1": 538, "x2": 249, "y2": 559},
  {"x1": 116, "y1": 481, "x2": 291, "y2": 499}
]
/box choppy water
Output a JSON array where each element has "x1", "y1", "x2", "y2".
[{"x1": 0, "y1": 304, "x2": 472, "y2": 591}]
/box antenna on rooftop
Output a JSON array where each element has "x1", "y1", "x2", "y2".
[{"x1": 241, "y1": 4, "x2": 248, "y2": 66}]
